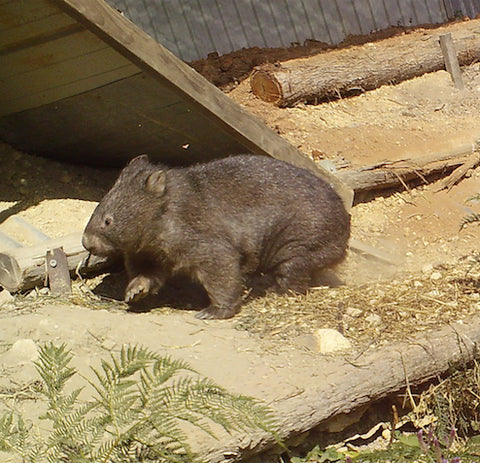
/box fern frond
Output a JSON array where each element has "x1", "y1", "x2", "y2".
[
  {"x1": 460, "y1": 212, "x2": 480, "y2": 230},
  {"x1": 466, "y1": 193, "x2": 480, "y2": 203},
  {"x1": 147, "y1": 375, "x2": 279, "y2": 438},
  {"x1": 1, "y1": 343, "x2": 281, "y2": 462},
  {"x1": 34, "y1": 343, "x2": 76, "y2": 399},
  {"x1": 0, "y1": 412, "x2": 30, "y2": 456}
]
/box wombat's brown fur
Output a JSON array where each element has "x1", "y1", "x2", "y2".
[{"x1": 82, "y1": 154, "x2": 350, "y2": 319}]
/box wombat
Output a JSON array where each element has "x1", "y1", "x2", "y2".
[{"x1": 82, "y1": 154, "x2": 350, "y2": 319}]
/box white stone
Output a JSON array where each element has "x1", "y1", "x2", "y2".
[
  {"x1": 345, "y1": 307, "x2": 362, "y2": 317},
  {"x1": 430, "y1": 271, "x2": 442, "y2": 280},
  {"x1": 1, "y1": 339, "x2": 39, "y2": 366},
  {"x1": 314, "y1": 329, "x2": 352, "y2": 354}
]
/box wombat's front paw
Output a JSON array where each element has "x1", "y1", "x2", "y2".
[
  {"x1": 195, "y1": 306, "x2": 238, "y2": 320},
  {"x1": 125, "y1": 276, "x2": 152, "y2": 303}
]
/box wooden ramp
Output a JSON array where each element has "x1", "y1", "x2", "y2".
[{"x1": 0, "y1": 0, "x2": 351, "y2": 204}]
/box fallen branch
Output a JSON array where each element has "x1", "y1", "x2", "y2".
[
  {"x1": 435, "y1": 140, "x2": 480, "y2": 191},
  {"x1": 337, "y1": 143, "x2": 478, "y2": 194},
  {"x1": 199, "y1": 315, "x2": 480, "y2": 461}
]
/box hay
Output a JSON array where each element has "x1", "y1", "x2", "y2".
[{"x1": 235, "y1": 257, "x2": 480, "y2": 351}]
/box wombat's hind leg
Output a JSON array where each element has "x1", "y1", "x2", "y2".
[
  {"x1": 271, "y1": 256, "x2": 314, "y2": 294},
  {"x1": 195, "y1": 263, "x2": 244, "y2": 319}
]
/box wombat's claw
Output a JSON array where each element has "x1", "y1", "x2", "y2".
[
  {"x1": 125, "y1": 276, "x2": 151, "y2": 303},
  {"x1": 195, "y1": 306, "x2": 236, "y2": 320}
]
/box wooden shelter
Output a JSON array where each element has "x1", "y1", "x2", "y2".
[{"x1": 0, "y1": 0, "x2": 351, "y2": 204}]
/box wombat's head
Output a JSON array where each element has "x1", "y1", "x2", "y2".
[{"x1": 82, "y1": 155, "x2": 168, "y2": 257}]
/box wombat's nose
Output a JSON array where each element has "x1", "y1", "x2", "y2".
[{"x1": 82, "y1": 233, "x2": 92, "y2": 252}]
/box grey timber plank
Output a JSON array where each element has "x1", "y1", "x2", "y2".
[{"x1": 1, "y1": 29, "x2": 107, "y2": 78}]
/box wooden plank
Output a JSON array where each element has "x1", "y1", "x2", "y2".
[
  {"x1": 439, "y1": 32, "x2": 464, "y2": 89},
  {"x1": 0, "y1": 230, "x2": 22, "y2": 251},
  {"x1": 0, "y1": 0, "x2": 60, "y2": 28},
  {"x1": 51, "y1": 0, "x2": 353, "y2": 206},
  {"x1": 1, "y1": 29, "x2": 107, "y2": 79},
  {"x1": 46, "y1": 247, "x2": 72, "y2": 294},
  {"x1": 0, "y1": 73, "x2": 247, "y2": 166},
  {"x1": 2, "y1": 40, "x2": 132, "y2": 93},
  {"x1": 1, "y1": 65, "x2": 140, "y2": 117},
  {"x1": 0, "y1": 13, "x2": 78, "y2": 51}
]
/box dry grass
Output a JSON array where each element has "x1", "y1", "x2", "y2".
[
  {"x1": 235, "y1": 256, "x2": 480, "y2": 350},
  {"x1": 3, "y1": 256, "x2": 480, "y2": 354}
]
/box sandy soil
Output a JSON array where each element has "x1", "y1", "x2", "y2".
[{"x1": 2, "y1": 24, "x2": 480, "y2": 459}]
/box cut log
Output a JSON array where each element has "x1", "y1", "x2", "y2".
[
  {"x1": 250, "y1": 20, "x2": 480, "y2": 107},
  {"x1": 0, "y1": 232, "x2": 109, "y2": 292},
  {"x1": 336, "y1": 143, "x2": 478, "y2": 194},
  {"x1": 200, "y1": 314, "x2": 480, "y2": 462}
]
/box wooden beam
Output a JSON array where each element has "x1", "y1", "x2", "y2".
[
  {"x1": 46, "y1": 247, "x2": 72, "y2": 294},
  {"x1": 50, "y1": 0, "x2": 352, "y2": 207},
  {"x1": 439, "y1": 32, "x2": 464, "y2": 89}
]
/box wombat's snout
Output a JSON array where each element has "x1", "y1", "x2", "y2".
[
  {"x1": 82, "y1": 231, "x2": 94, "y2": 253},
  {"x1": 82, "y1": 227, "x2": 118, "y2": 258}
]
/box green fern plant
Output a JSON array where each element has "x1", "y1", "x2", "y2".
[
  {"x1": 0, "y1": 343, "x2": 279, "y2": 463},
  {"x1": 460, "y1": 194, "x2": 480, "y2": 230}
]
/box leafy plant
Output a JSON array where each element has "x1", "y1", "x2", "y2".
[
  {"x1": 460, "y1": 194, "x2": 480, "y2": 231},
  {"x1": 0, "y1": 343, "x2": 279, "y2": 462}
]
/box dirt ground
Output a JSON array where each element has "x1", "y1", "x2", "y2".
[{"x1": 2, "y1": 23, "x2": 480, "y2": 460}]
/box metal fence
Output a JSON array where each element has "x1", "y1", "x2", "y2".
[
  {"x1": 106, "y1": 0, "x2": 477, "y2": 62},
  {"x1": 444, "y1": 0, "x2": 480, "y2": 17}
]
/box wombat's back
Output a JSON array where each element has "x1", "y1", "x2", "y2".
[
  {"x1": 168, "y1": 154, "x2": 350, "y2": 270},
  {"x1": 176, "y1": 154, "x2": 344, "y2": 211}
]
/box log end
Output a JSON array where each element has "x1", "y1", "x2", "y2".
[
  {"x1": 250, "y1": 67, "x2": 283, "y2": 105},
  {"x1": 0, "y1": 253, "x2": 22, "y2": 292}
]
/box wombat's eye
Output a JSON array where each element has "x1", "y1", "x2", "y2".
[{"x1": 103, "y1": 215, "x2": 113, "y2": 227}]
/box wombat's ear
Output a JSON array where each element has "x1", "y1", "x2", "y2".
[
  {"x1": 128, "y1": 154, "x2": 149, "y2": 166},
  {"x1": 145, "y1": 170, "x2": 166, "y2": 196}
]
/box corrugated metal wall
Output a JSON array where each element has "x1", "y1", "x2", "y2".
[
  {"x1": 105, "y1": 0, "x2": 473, "y2": 62},
  {"x1": 444, "y1": 0, "x2": 480, "y2": 17}
]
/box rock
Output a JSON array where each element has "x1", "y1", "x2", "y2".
[
  {"x1": 313, "y1": 329, "x2": 352, "y2": 354},
  {"x1": 1, "y1": 339, "x2": 39, "y2": 366},
  {"x1": 345, "y1": 307, "x2": 362, "y2": 317},
  {"x1": 0, "y1": 289, "x2": 14, "y2": 306},
  {"x1": 430, "y1": 271, "x2": 442, "y2": 280}
]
